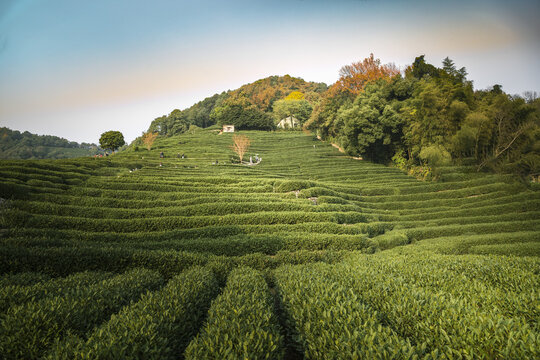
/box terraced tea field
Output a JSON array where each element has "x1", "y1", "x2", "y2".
[{"x1": 0, "y1": 129, "x2": 539, "y2": 358}]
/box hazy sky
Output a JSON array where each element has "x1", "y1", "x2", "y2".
[{"x1": 1, "y1": 0, "x2": 539, "y2": 143}]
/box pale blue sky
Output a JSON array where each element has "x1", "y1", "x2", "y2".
[{"x1": 0, "y1": 0, "x2": 539, "y2": 143}]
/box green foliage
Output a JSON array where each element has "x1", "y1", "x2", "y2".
[
  {"x1": 275, "y1": 250, "x2": 539, "y2": 359},
  {"x1": 50, "y1": 267, "x2": 219, "y2": 360},
  {"x1": 0, "y1": 127, "x2": 99, "y2": 160},
  {"x1": 98, "y1": 131, "x2": 125, "y2": 152},
  {"x1": 211, "y1": 97, "x2": 276, "y2": 130},
  {"x1": 0, "y1": 129, "x2": 538, "y2": 358},
  {"x1": 336, "y1": 79, "x2": 405, "y2": 161},
  {"x1": 0, "y1": 268, "x2": 164, "y2": 359},
  {"x1": 0, "y1": 271, "x2": 113, "y2": 314},
  {"x1": 308, "y1": 55, "x2": 538, "y2": 178},
  {"x1": 419, "y1": 144, "x2": 452, "y2": 166},
  {"x1": 185, "y1": 267, "x2": 284, "y2": 359},
  {"x1": 272, "y1": 98, "x2": 313, "y2": 124},
  {"x1": 0, "y1": 272, "x2": 51, "y2": 287},
  {"x1": 147, "y1": 76, "x2": 326, "y2": 137},
  {"x1": 274, "y1": 263, "x2": 416, "y2": 358}
]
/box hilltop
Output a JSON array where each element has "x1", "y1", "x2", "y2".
[
  {"x1": 141, "y1": 55, "x2": 539, "y2": 182},
  {"x1": 145, "y1": 75, "x2": 327, "y2": 137},
  {"x1": 0, "y1": 128, "x2": 538, "y2": 357}
]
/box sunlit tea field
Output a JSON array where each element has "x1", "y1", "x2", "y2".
[{"x1": 1, "y1": 129, "x2": 538, "y2": 359}]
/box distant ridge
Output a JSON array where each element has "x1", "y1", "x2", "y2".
[{"x1": 0, "y1": 127, "x2": 100, "y2": 160}]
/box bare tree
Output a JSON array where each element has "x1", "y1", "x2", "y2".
[
  {"x1": 142, "y1": 132, "x2": 158, "y2": 150},
  {"x1": 231, "y1": 135, "x2": 251, "y2": 163},
  {"x1": 522, "y1": 91, "x2": 538, "y2": 103}
]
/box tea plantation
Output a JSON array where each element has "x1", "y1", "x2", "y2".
[{"x1": 0, "y1": 128, "x2": 539, "y2": 359}]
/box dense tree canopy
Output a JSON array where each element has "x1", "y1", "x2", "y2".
[
  {"x1": 307, "y1": 54, "x2": 540, "y2": 178},
  {"x1": 99, "y1": 131, "x2": 125, "y2": 152},
  {"x1": 146, "y1": 76, "x2": 327, "y2": 137},
  {"x1": 211, "y1": 97, "x2": 275, "y2": 131},
  {"x1": 272, "y1": 97, "x2": 313, "y2": 125}
]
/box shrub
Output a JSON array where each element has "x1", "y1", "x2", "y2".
[
  {"x1": 185, "y1": 267, "x2": 284, "y2": 359},
  {"x1": 50, "y1": 267, "x2": 219, "y2": 359},
  {"x1": 0, "y1": 268, "x2": 164, "y2": 359}
]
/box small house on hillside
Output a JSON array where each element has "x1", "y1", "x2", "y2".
[
  {"x1": 277, "y1": 116, "x2": 300, "y2": 129},
  {"x1": 222, "y1": 125, "x2": 235, "y2": 133}
]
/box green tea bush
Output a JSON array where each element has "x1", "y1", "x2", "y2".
[
  {"x1": 405, "y1": 220, "x2": 540, "y2": 241},
  {"x1": 0, "y1": 245, "x2": 207, "y2": 278},
  {"x1": 50, "y1": 267, "x2": 219, "y2": 360},
  {"x1": 0, "y1": 268, "x2": 164, "y2": 359},
  {"x1": 185, "y1": 267, "x2": 284, "y2": 359},
  {"x1": 0, "y1": 272, "x2": 51, "y2": 287},
  {"x1": 373, "y1": 253, "x2": 537, "y2": 356},
  {"x1": 0, "y1": 271, "x2": 113, "y2": 314},
  {"x1": 274, "y1": 263, "x2": 417, "y2": 358}
]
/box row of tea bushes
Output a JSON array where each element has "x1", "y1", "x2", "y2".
[
  {"x1": 6, "y1": 210, "x2": 368, "y2": 232},
  {"x1": 381, "y1": 198, "x2": 540, "y2": 222},
  {"x1": 360, "y1": 182, "x2": 521, "y2": 203},
  {"x1": 185, "y1": 267, "x2": 284, "y2": 359},
  {"x1": 0, "y1": 245, "x2": 207, "y2": 278},
  {"x1": 414, "y1": 231, "x2": 540, "y2": 256},
  {"x1": 396, "y1": 211, "x2": 540, "y2": 229},
  {"x1": 338, "y1": 251, "x2": 539, "y2": 358},
  {"x1": 11, "y1": 199, "x2": 362, "y2": 219},
  {"x1": 0, "y1": 268, "x2": 164, "y2": 359},
  {"x1": 0, "y1": 271, "x2": 113, "y2": 314},
  {"x1": 22, "y1": 192, "x2": 291, "y2": 209},
  {"x1": 274, "y1": 263, "x2": 417, "y2": 359},
  {"x1": 5, "y1": 221, "x2": 381, "y2": 242},
  {"x1": 273, "y1": 250, "x2": 539, "y2": 358},
  {"x1": 50, "y1": 267, "x2": 219, "y2": 360},
  {"x1": 403, "y1": 220, "x2": 540, "y2": 241},
  {"x1": 0, "y1": 243, "x2": 348, "y2": 278},
  {"x1": 0, "y1": 272, "x2": 51, "y2": 287}
]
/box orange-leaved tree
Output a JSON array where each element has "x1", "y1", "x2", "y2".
[
  {"x1": 335, "y1": 53, "x2": 400, "y2": 95},
  {"x1": 231, "y1": 135, "x2": 251, "y2": 163},
  {"x1": 142, "y1": 132, "x2": 158, "y2": 150}
]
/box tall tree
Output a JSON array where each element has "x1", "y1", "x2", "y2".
[
  {"x1": 335, "y1": 53, "x2": 400, "y2": 95},
  {"x1": 99, "y1": 131, "x2": 125, "y2": 153}
]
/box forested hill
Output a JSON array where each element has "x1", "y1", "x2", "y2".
[
  {"x1": 146, "y1": 75, "x2": 327, "y2": 136},
  {"x1": 142, "y1": 56, "x2": 539, "y2": 179},
  {"x1": 0, "y1": 127, "x2": 100, "y2": 160},
  {"x1": 305, "y1": 55, "x2": 540, "y2": 179}
]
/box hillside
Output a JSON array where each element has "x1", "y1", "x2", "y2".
[
  {"x1": 146, "y1": 75, "x2": 327, "y2": 136},
  {"x1": 0, "y1": 129, "x2": 539, "y2": 358},
  {"x1": 0, "y1": 127, "x2": 100, "y2": 160}
]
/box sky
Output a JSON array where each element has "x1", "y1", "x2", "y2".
[{"x1": 0, "y1": 0, "x2": 539, "y2": 144}]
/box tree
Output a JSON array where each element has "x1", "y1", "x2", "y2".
[
  {"x1": 285, "y1": 91, "x2": 305, "y2": 100},
  {"x1": 141, "y1": 132, "x2": 158, "y2": 150},
  {"x1": 99, "y1": 131, "x2": 125, "y2": 153},
  {"x1": 336, "y1": 80, "x2": 405, "y2": 162},
  {"x1": 230, "y1": 135, "x2": 251, "y2": 163},
  {"x1": 336, "y1": 53, "x2": 400, "y2": 95},
  {"x1": 211, "y1": 98, "x2": 275, "y2": 131},
  {"x1": 272, "y1": 98, "x2": 313, "y2": 124},
  {"x1": 406, "y1": 55, "x2": 440, "y2": 80}
]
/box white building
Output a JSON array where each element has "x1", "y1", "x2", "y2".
[
  {"x1": 277, "y1": 116, "x2": 300, "y2": 129},
  {"x1": 222, "y1": 124, "x2": 235, "y2": 133}
]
